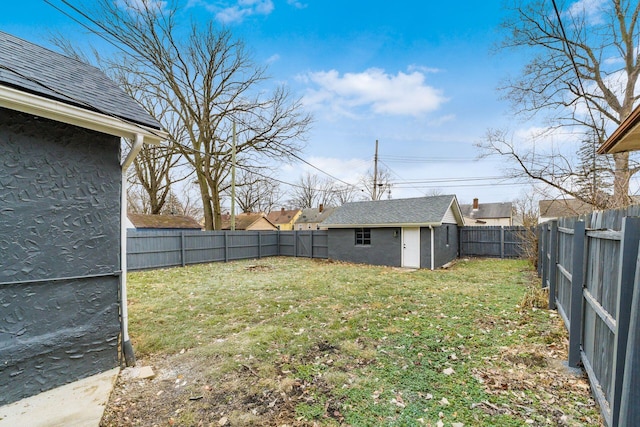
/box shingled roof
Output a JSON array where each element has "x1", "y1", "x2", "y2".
[
  {"x1": 128, "y1": 214, "x2": 202, "y2": 230},
  {"x1": 323, "y1": 195, "x2": 463, "y2": 228},
  {"x1": 460, "y1": 202, "x2": 512, "y2": 220},
  {"x1": 0, "y1": 31, "x2": 162, "y2": 140}
]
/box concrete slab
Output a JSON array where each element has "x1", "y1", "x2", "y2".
[{"x1": 0, "y1": 367, "x2": 119, "y2": 427}]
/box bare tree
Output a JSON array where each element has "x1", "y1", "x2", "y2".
[
  {"x1": 69, "y1": 0, "x2": 311, "y2": 229},
  {"x1": 482, "y1": 0, "x2": 640, "y2": 208},
  {"x1": 230, "y1": 169, "x2": 282, "y2": 213},
  {"x1": 360, "y1": 167, "x2": 392, "y2": 201},
  {"x1": 333, "y1": 184, "x2": 363, "y2": 205},
  {"x1": 289, "y1": 173, "x2": 337, "y2": 208}
]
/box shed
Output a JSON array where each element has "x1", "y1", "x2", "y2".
[
  {"x1": 538, "y1": 198, "x2": 596, "y2": 223},
  {"x1": 460, "y1": 198, "x2": 512, "y2": 226},
  {"x1": 128, "y1": 213, "x2": 202, "y2": 231},
  {"x1": 0, "y1": 32, "x2": 164, "y2": 406},
  {"x1": 323, "y1": 195, "x2": 464, "y2": 269}
]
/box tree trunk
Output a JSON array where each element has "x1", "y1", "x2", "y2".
[{"x1": 613, "y1": 152, "x2": 632, "y2": 208}]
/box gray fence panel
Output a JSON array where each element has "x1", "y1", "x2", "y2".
[
  {"x1": 460, "y1": 226, "x2": 528, "y2": 258},
  {"x1": 539, "y1": 207, "x2": 640, "y2": 427}
]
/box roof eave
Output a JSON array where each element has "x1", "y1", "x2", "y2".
[
  {"x1": 324, "y1": 222, "x2": 442, "y2": 228},
  {"x1": 0, "y1": 84, "x2": 166, "y2": 145},
  {"x1": 598, "y1": 105, "x2": 640, "y2": 154}
]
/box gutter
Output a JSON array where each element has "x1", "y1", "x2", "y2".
[{"x1": 120, "y1": 134, "x2": 144, "y2": 367}]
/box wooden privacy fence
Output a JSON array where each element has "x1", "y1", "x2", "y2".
[
  {"x1": 538, "y1": 207, "x2": 640, "y2": 427},
  {"x1": 127, "y1": 230, "x2": 329, "y2": 271},
  {"x1": 459, "y1": 226, "x2": 529, "y2": 258}
]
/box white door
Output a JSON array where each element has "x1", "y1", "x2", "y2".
[{"x1": 402, "y1": 227, "x2": 421, "y2": 268}]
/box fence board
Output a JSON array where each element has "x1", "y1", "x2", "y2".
[
  {"x1": 540, "y1": 208, "x2": 640, "y2": 427},
  {"x1": 459, "y1": 226, "x2": 529, "y2": 258}
]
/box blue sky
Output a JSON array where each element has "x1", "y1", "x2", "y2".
[{"x1": 2, "y1": 1, "x2": 536, "y2": 205}]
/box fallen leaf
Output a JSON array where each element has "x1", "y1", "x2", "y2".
[{"x1": 443, "y1": 367, "x2": 455, "y2": 376}]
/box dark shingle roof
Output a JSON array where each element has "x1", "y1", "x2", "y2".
[
  {"x1": 296, "y1": 207, "x2": 336, "y2": 224},
  {"x1": 128, "y1": 214, "x2": 202, "y2": 229},
  {"x1": 460, "y1": 202, "x2": 512, "y2": 219},
  {"x1": 538, "y1": 199, "x2": 595, "y2": 218},
  {"x1": 324, "y1": 195, "x2": 460, "y2": 227},
  {"x1": 0, "y1": 31, "x2": 160, "y2": 129}
]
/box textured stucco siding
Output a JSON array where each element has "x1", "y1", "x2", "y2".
[
  {"x1": 0, "y1": 108, "x2": 121, "y2": 405},
  {"x1": 328, "y1": 228, "x2": 401, "y2": 267}
]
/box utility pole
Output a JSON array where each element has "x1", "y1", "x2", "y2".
[
  {"x1": 231, "y1": 121, "x2": 236, "y2": 231},
  {"x1": 373, "y1": 139, "x2": 379, "y2": 200}
]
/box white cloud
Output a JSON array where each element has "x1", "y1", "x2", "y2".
[
  {"x1": 209, "y1": 0, "x2": 274, "y2": 24},
  {"x1": 265, "y1": 54, "x2": 280, "y2": 64},
  {"x1": 300, "y1": 68, "x2": 448, "y2": 118},
  {"x1": 287, "y1": 0, "x2": 307, "y2": 9},
  {"x1": 565, "y1": 0, "x2": 607, "y2": 25}
]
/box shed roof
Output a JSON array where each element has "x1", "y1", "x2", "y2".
[
  {"x1": 128, "y1": 213, "x2": 202, "y2": 230},
  {"x1": 323, "y1": 195, "x2": 463, "y2": 228},
  {"x1": 460, "y1": 202, "x2": 512, "y2": 219},
  {"x1": 0, "y1": 31, "x2": 163, "y2": 143}
]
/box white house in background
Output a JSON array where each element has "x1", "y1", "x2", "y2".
[{"x1": 460, "y1": 198, "x2": 513, "y2": 226}]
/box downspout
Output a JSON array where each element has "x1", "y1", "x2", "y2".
[
  {"x1": 120, "y1": 134, "x2": 144, "y2": 366},
  {"x1": 429, "y1": 225, "x2": 435, "y2": 271}
]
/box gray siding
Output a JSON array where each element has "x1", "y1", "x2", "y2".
[
  {"x1": 0, "y1": 108, "x2": 121, "y2": 405},
  {"x1": 328, "y1": 228, "x2": 401, "y2": 267}
]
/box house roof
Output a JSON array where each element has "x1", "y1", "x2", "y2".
[
  {"x1": 128, "y1": 213, "x2": 202, "y2": 229},
  {"x1": 0, "y1": 31, "x2": 164, "y2": 144},
  {"x1": 266, "y1": 209, "x2": 301, "y2": 225},
  {"x1": 323, "y1": 195, "x2": 463, "y2": 228},
  {"x1": 598, "y1": 103, "x2": 640, "y2": 154},
  {"x1": 296, "y1": 206, "x2": 336, "y2": 224},
  {"x1": 220, "y1": 213, "x2": 277, "y2": 230},
  {"x1": 539, "y1": 199, "x2": 595, "y2": 219},
  {"x1": 460, "y1": 202, "x2": 512, "y2": 219}
]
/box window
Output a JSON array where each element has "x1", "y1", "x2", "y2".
[{"x1": 355, "y1": 228, "x2": 371, "y2": 246}]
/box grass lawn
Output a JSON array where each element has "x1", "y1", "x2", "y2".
[{"x1": 101, "y1": 257, "x2": 602, "y2": 426}]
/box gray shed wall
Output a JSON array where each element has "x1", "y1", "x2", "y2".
[
  {"x1": 430, "y1": 224, "x2": 459, "y2": 268},
  {"x1": 328, "y1": 228, "x2": 401, "y2": 267},
  {"x1": 0, "y1": 108, "x2": 121, "y2": 405}
]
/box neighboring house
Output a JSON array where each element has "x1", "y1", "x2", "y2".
[
  {"x1": 295, "y1": 204, "x2": 336, "y2": 230},
  {"x1": 0, "y1": 32, "x2": 164, "y2": 408},
  {"x1": 323, "y1": 195, "x2": 465, "y2": 270},
  {"x1": 266, "y1": 208, "x2": 302, "y2": 230},
  {"x1": 538, "y1": 198, "x2": 596, "y2": 223},
  {"x1": 127, "y1": 213, "x2": 202, "y2": 231},
  {"x1": 221, "y1": 213, "x2": 278, "y2": 231},
  {"x1": 460, "y1": 198, "x2": 513, "y2": 226}
]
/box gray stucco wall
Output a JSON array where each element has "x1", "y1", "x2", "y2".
[
  {"x1": 420, "y1": 225, "x2": 459, "y2": 269},
  {"x1": 0, "y1": 108, "x2": 121, "y2": 405},
  {"x1": 328, "y1": 228, "x2": 401, "y2": 267}
]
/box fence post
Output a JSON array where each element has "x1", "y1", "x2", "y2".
[
  {"x1": 258, "y1": 232, "x2": 262, "y2": 259},
  {"x1": 537, "y1": 225, "x2": 543, "y2": 277},
  {"x1": 500, "y1": 226, "x2": 505, "y2": 259},
  {"x1": 610, "y1": 217, "x2": 640, "y2": 427},
  {"x1": 224, "y1": 231, "x2": 229, "y2": 263},
  {"x1": 180, "y1": 231, "x2": 186, "y2": 267},
  {"x1": 568, "y1": 220, "x2": 586, "y2": 368},
  {"x1": 310, "y1": 231, "x2": 314, "y2": 258},
  {"x1": 294, "y1": 230, "x2": 298, "y2": 258},
  {"x1": 541, "y1": 223, "x2": 549, "y2": 289},
  {"x1": 619, "y1": 242, "x2": 640, "y2": 426},
  {"x1": 548, "y1": 220, "x2": 558, "y2": 310}
]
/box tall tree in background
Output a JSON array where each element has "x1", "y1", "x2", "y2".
[
  {"x1": 361, "y1": 167, "x2": 392, "y2": 201},
  {"x1": 289, "y1": 173, "x2": 336, "y2": 209},
  {"x1": 70, "y1": 0, "x2": 311, "y2": 229},
  {"x1": 231, "y1": 169, "x2": 282, "y2": 213},
  {"x1": 481, "y1": 0, "x2": 640, "y2": 208}
]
